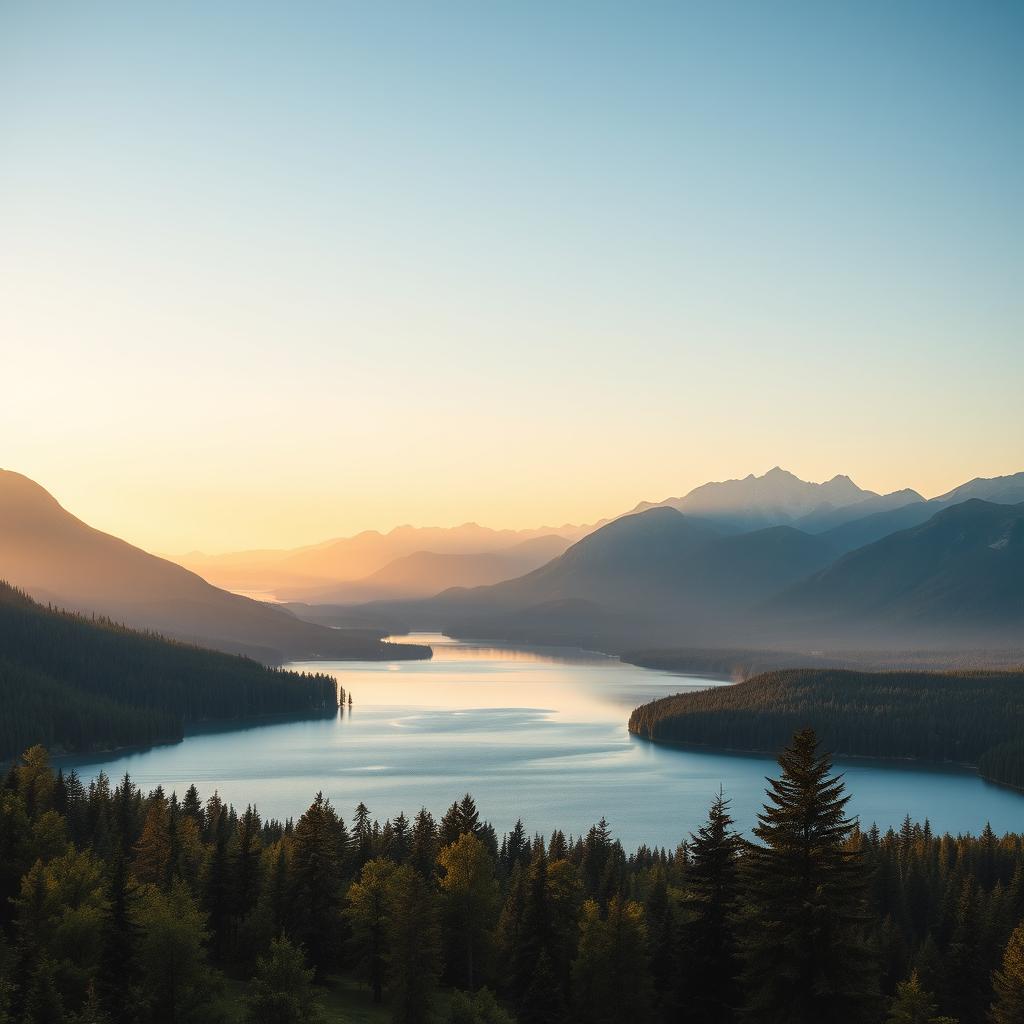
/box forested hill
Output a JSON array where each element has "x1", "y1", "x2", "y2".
[
  {"x1": 0, "y1": 582, "x2": 337, "y2": 760},
  {"x1": 629, "y1": 667, "x2": 1024, "y2": 789}
]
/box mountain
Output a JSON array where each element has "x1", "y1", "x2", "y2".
[
  {"x1": 279, "y1": 534, "x2": 574, "y2": 604},
  {"x1": 774, "y1": 499, "x2": 1024, "y2": 640},
  {"x1": 177, "y1": 521, "x2": 595, "y2": 598},
  {"x1": 0, "y1": 581, "x2": 338, "y2": 760},
  {"x1": 795, "y1": 488, "x2": 925, "y2": 533},
  {"x1": 387, "y1": 507, "x2": 839, "y2": 647},
  {"x1": 0, "y1": 470, "x2": 427, "y2": 663},
  {"x1": 633, "y1": 467, "x2": 880, "y2": 532},
  {"x1": 821, "y1": 471, "x2": 1024, "y2": 555},
  {"x1": 934, "y1": 471, "x2": 1024, "y2": 506}
]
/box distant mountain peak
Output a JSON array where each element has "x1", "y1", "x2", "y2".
[{"x1": 632, "y1": 468, "x2": 876, "y2": 531}]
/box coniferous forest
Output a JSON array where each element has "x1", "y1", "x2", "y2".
[
  {"x1": 629, "y1": 668, "x2": 1024, "y2": 791},
  {"x1": 0, "y1": 583, "x2": 338, "y2": 760},
  {"x1": 2, "y1": 732, "x2": 1024, "y2": 1024}
]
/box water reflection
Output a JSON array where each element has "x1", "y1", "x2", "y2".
[{"x1": 61, "y1": 633, "x2": 1024, "y2": 849}]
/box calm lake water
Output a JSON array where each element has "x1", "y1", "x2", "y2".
[{"x1": 64, "y1": 634, "x2": 1024, "y2": 849}]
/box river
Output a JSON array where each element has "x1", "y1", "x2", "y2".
[{"x1": 63, "y1": 633, "x2": 1024, "y2": 848}]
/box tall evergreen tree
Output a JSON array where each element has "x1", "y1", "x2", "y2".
[
  {"x1": 290, "y1": 792, "x2": 347, "y2": 976},
  {"x1": 96, "y1": 855, "x2": 139, "y2": 1023},
  {"x1": 572, "y1": 896, "x2": 653, "y2": 1024},
  {"x1": 386, "y1": 865, "x2": 441, "y2": 1024},
  {"x1": 886, "y1": 970, "x2": 939, "y2": 1024},
  {"x1": 990, "y1": 919, "x2": 1024, "y2": 1024},
  {"x1": 438, "y1": 832, "x2": 499, "y2": 989},
  {"x1": 345, "y1": 858, "x2": 397, "y2": 1003},
  {"x1": 244, "y1": 934, "x2": 322, "y2": 1024},
  {"x1": 737, "y1": 728, "x2": 879, "y2": 1024},
  {"x1": 681, "y1": 789, "x2": 743, "y2": 1023}
]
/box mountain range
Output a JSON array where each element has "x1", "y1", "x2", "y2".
[
  {"x1": 178, "y1": 522, "x2": 591, "y2": 601},
  {"x1": 0, "y1": 470, "x2": 427, "y2": 664},
  {"x1": 4, "y1": 465, "x2": 1022, "y2": 660},
  {"x1": 359, "y1": 472, "x2": 1024, "y2": 652},
  {"x1": 631, "y1": 467, "x2": 925, "y2": 534}
]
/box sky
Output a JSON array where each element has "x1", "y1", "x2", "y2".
[{"x1": 2, "y1": 1, "x2": 1022, "y2": 554}]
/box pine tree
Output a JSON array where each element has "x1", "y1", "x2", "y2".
[
  {"x1": 21, "y1": 957, "x2": 64, "y2": 1024},
  {"x1": 737, "y1": 728, "x2": 880, "y2": 1024},
  {"x1": 133, "y1": 796, "x2": 171, "y2": 886},
  {"x1": 345, "y1": 858, "x2": 397, "y2": 1003},
  {"x1": 202, "y1": 803, "x2": 232, "y2": 961},
  {"x1": 353, "y1": 802, "x2": 373, "y2": 868},
  {"x1": 886, "y1": 970, "x2": 939, "y2": 1024},
  {"x1": 572, "y1": 895, "x2": 653, "y2": 1024},
  {"x1": 290, "y1": 792, "x2": 347, "y2": 976},
  {"x1": 233, "y1": 805, "x2": 263, "y2": 921},
  {"x1": 991, "y1": 919, "x2": 1024, "y2": 1024},
  {"x1": 409, "y1": 809, "x2": 439, "y2": 878},
  {"x1": 438, "y1": 832, "x2": 499, "y2": 989},
  {"x1": 132, "y1": 877, "x2": 218, "y2": 1024},
  {"x1": 503, "y1": 820, "x2": 529, "y2": 874},
  {"x1": 681, "y1": 789, "x2": 743, "y2": 1024},
  {"x1": 386, "y1": 864, "x2": 441, "y2": 1024},
  {"x1": 96, "y1": 855, "x2": 139, "y2": 1022},
  {"x1": 244, "y1": 934, "x2": 322, "y2": 1024}
]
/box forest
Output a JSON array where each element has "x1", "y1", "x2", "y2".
[
  {"x1": 0, "y1": 583, "x2": 338, "y2": 761},
  {"x1": 1, "y1": 732, "x2": 1023, "y2": 1024},
  {"x1": 629, "y1": 667, "x2": 1024, "y2": 790}
]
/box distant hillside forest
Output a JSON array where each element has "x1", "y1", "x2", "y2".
[
  {"x1": 2, "y1": 733, "x2": 1024, "y2": 1024},
  {"x1": 622, "y1": 645, "x2": 1024, "y2": 678},
  {"x1": 0, "y1": 582, "x2": 338, "y2": 761},
  {"x1": 629, "y1": 667, "x2": 1024, "y2": 790}
]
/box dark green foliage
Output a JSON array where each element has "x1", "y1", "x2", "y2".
[
  {"x1": 244, "y1": 934, "x2": 321, "y2": 1024},
  {"x1": 0, "y1": 583, "x2": 336, "y2": 761},
  {"x1": 386, "y1": 864, "x2": 442, "y2": 1024},
  {"x1": 572, "y1": 895, "x2": 653, "y2": 1024},
  {"x1": 736, "y1": 728, "x2": 879, "y2": 1023},
  {"x1": 289, "y1": 792, "x2": 347, "y2": 976},
  {"x1": 0, "y1": 739, "x2": 1022, "y2": 1024},
  {"x1": 990, "y1": 920, "x2": 1024, "y2": 1024},
  {"x1": 630, "y1": 667, "x2": 1024, "y2": 788},
  {"x1": 679, "y1": 789, "x2": 743, "y2": 1023}
]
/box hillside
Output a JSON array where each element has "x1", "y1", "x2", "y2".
[
  {"x1": 379, "y1": 508, "x2": 839, "y2": 648},
  {"x1": 0, "y1": 470, "x2": 428, "y2": 663},
  {"x1": 0, "y1": 582, "x2": 339, "y2": 760},
  {"x1": 275, "y1": 534, "x2": 573, "y2": 604},
  {"x1": 821, "y1": 471, "x2": 1024, "y2": 554},
  {"x1": 179, "y1": 521, "x2": 595, "y2": 597},
  {"x1": 628, "y1": 666, "x2": 1024, "y2": 788},
  {"x1": 774, "y1": 499, "x2": 1024, "y2": 640}
]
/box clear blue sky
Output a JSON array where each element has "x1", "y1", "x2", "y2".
[{"x1": 1, "y1": 2, "x2": 1022, "y2": 551}]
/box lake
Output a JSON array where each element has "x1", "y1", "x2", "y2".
[{"x1": 64, "y1": 633, "x2": 1024, "y2": 849}]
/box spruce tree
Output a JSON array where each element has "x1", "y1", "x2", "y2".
[
  {"x1": 290, "y1": 792, "x2": 347, "y2": 976},
  {"x1": 244, "y1": 934, "x2": 322, "y2": 1024},
  {"x1": 96, "y1": 855, "x2": 138, "y2": 1022},
  {"x1": 386, "y1": 865, "x2": 441, "y2": 1024},
  {"x1": 737, "y1": 728, "x2": 879, "y2": 1024},
  {"x1": 681, "y1": 789, "x2": 743, "y2": 1024},
  {"x1": 438, "y1": 832, "x2": 499, "y2": 989},
  {"x1": 886, "y1": 970, "x2": 939, "y2": 1024},
  {"x1": 344, "y1": 858, "x2": 397, "y2": 1003},
  {"x1": 572, "y1": 895, "x2": 653, "y2": 1024},
  {"x1": 991, "y1": 919, "x2": 1024, "y2": 1024}
]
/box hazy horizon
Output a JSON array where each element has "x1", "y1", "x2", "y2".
[
  {"x1": 3, "y1": 461, "x2": 1022, "y2": 558},
  {"x1": 3, "y1": 2, "x2": 1022, "y2": 553}
]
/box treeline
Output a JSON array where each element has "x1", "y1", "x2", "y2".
[
  {"x1": 2, "y1": 736, "x2": 1024, "y2": 1023},
  {"x1": 629, "y1": 667, "x2": 1024, "y2": 788},
  {"x1": 622, "y1": 646, "x2": 1024, "y2": 678},
  {"x1": 0, "y1": 582, "x2": 338, "y2": 760}
]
